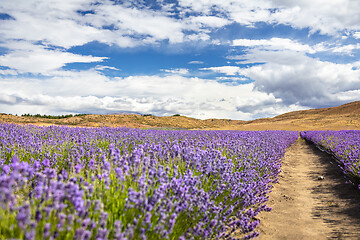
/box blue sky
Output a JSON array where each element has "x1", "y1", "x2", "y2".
[{"x1": 0, "y1": 0, "x2": 360, "y2": 120}]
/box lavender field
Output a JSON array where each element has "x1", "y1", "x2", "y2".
[
  {"x1": 0, "y1": 123, "x2": 298, "y2": 239},
  {"x1": 301, "y1": 130, "x2": 360, "y2": 189}
]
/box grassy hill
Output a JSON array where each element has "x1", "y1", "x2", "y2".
[{"x1": 1, "y1": 101, "x2": 360, "y2": 130}]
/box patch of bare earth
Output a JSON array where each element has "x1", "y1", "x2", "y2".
[{"x1": 257, "y1": 139, "x2": 360, "y2": 239}]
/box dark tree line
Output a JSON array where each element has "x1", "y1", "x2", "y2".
[{"x1": 21, "y1": 113, "x2": 87, "y2": 119}]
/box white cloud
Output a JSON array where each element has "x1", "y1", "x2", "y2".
[
  {"x1": 194, "y1": 1, "x2": 360, "y2": 37},
  {"x1": 200, "y1": 66, "x2": 242, "y2": 75},
  {"x1": 0, "y1": 69, "x2": 18, "y2": 75},
  {"x1": 0, "y1": 0, "x2": 106, "y2": 49},
  {"x1": 94, "y1": 65, "x2": 120, "y2": 71},
  {"x1": 178, "y1": 0, "x2": 273, "y2": 26},
  {"x1": 231, "y1": 37, "x2": 359, "y2": 56},
  {"x1": 353, "y1": 61, "x2": 360, "y2": 68},
  {"x1": 0, "y1": 94, "x2": 19, "y2": 105},
  {"x1": 161, "y1": 68, "x2": 189, "y2": 75},
  {"x1": 216, "y1": 76, "x2": 249, "y2": 81},
  {"x1": 0, "y1": 70, "x2": 283, "y2": 120},
  {"x1": 200, "y1": 39, "x2": 360, "y2": 111},
  {"x1": 336, "y1": 89, "x2": 360, "y2": 102},
  {"x1": 332, "y1": 44, "x2": 360, "y2": 54},
  {"x1": 0, "y1": 15, "x2": 105, "y2": 49},
  {"x1": 0, "y1": 41, "x2": 106, "y2": 74},
  {"x1": 271, "y1": 0, "x2": 360, "y2": 36},
  {"x1": 235, "y1": 95, "x2": 306, "y2": 118},
  {"x1": 178, "y1": 0, "x2": 360, "y2": 35},
  {"x1": 210, "y1": 35, "x2": 360, "y2": 110},
  {"x1": 236, "y1": 49, "x2": 360, "y2": 108},
  {"x1": 188, "y1": 16, "x2": 230, "y2": 28},
  {"x1": 230, "y1": 38, "x2": 360, "y2": 64},
  {"x1": 198, "y1": 0, "x2": 360, "y2": 35},
  {"x1": 354, "y1": 32, "x2": 360, "y2": 39},
  {"x1": 188, "y1": 61, "x2": 204, "y2": 64},
  {"x1": 94, "y1": 3, "x2": 186, "y2": 44},
  {"x1": 233, "y1": 38, "x2": 315, "y2": 53}
]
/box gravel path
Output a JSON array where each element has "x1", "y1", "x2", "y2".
[{"x1": 257, "y1": 138, "x2": 360, "y2": 239}]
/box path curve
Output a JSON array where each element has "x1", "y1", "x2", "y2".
[{"x1": 257, "y1": 138, "x2": 360, "y2": 239}]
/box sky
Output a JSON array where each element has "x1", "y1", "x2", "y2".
[{"x1": 0, "y1": 0, "x2": 360, "y2": 120}]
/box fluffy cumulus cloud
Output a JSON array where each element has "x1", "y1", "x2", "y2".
[
  {"x1": 0, "y1": 41, "x2": 106, "y2": 74},
  {"x1": 0, "y1": 0, "x2": 360, "y2": 119},
  {"x1": 204, "y1": 36, "x2": 360, "y2": 111},
  {"x1": 354, "y1": 32, "x2": 360, "y2": 39},
  {"x1": 161, "y1": 68, "x2": 189, "y2": 75},
  {"x1": 232, "y1": 38, "x2": 315, "y2": 53},
  {"x1": 200, "y1": 66, "x2": 242, "y2": 76},
  {"x1": 270, "y1": 0, "x2": 360, "y2": 35},
  {"x1": 242, "y1": 56, "x2": 360, "y2": 108},
  {"x1": 0, "y1": 0, "x2": 105, "y2": 49},
  {"x1": 227, "y1": 43, "x2": 360, "y2": 108},
  {"x1": 0, "y1": 70, "x2": 281, "y2": 119}
]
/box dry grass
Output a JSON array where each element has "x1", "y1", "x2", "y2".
[{"x1": 1, "y1": 101, "x2": 360, "y2": 130}]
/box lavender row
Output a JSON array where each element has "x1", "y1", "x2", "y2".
[
  {"x1": 301, "y1": 130, "x2": 360, "y2": 188},
  {"x1": 0, "y1": 123, "x2": 298, "y2": 239}
]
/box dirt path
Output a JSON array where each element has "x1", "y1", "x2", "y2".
[{"x1": 257, "y1": 139, "x2": 360, "y2": 239}]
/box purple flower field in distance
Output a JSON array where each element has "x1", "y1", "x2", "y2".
[{"x1": 0, "y1": 123, "x2": 298, "y2": 239}]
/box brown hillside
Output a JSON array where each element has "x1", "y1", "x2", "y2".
[
  {"x1": 274, "y1": 101, "x2": 360, "y2": 119},
  {"x1": 1, "y1": 101, "x2": 360, "y2": 130},
  {"x1": 0, "y1": 113, "x2": 245, "y2": 129}
]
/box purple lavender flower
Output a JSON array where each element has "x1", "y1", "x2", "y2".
[
  {"x1": 2, "y1": 165, "x2": 10, "y2": 174},
  {"x1": 16, "y1": 204, "x2": 30, "y2": 230},
  {"x1": 43, "y1": 223, "x2": 51, "y2": 237}
]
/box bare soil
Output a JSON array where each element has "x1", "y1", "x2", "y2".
[{"x1": 257, "y1": 139, "x2": 360, "y2": 239}]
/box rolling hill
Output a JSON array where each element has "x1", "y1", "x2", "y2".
[{"x1": 1, "y1": 101, "x2": 359, "y2": 130}]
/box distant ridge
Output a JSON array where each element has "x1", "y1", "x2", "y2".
[
  {"x1": 274, "y1": 101, "x2": 360, "y2": 120},
  {"x1": 1, "y1": 101, "x2": 359, "y2": 130}
]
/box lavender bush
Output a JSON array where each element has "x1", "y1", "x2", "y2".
[
  {"x1": 301, "y1": 130, "x2": 360, "y2": 188},
  {"x1": 0, "y1": 123, "x2": 298, "y2": 239}
]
